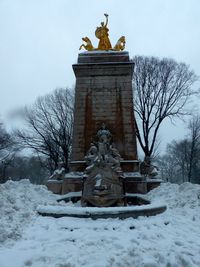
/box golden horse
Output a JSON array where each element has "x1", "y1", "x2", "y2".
[
  {"x1": 112, "y1": 36, "x2": 126, "y2": 51},
  {"x1": 79, "y1": 37, "x2": 94, "y2": 51}
]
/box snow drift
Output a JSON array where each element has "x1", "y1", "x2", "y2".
[
  {"x1": 0, "y1": 179, "x2": 57, "y2": 244},
  {"x1": 1, "y1": 180, "x2": 200, "y2": 267}
]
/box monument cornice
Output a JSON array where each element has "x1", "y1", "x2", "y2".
[{"x1": 73, "y1": 62, "x2": 134, "y2": 77}]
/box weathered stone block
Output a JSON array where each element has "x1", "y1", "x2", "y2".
[
  {"x1": 46, "y1": 180, "x2": 62, "y2": 194},
  {"x1": 147, "y1": 179, "x2": 162, "y2": 192},
  {"x1": 62, "y1": 177, "x2": 83, "y2": 194}
]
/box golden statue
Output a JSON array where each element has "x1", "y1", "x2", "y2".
[
  {"x1": 79, "y1": 37, "x2": 94, "y2": 51},
  {"x1": 79, "y1": 14, "x2": 125, "y2": 52},
  {"x1": 95, "y1": 13, "x2": 112, "y2": 50},
  {"x1": 113, "y1": 36, "x2": 126, "y2": 51}
]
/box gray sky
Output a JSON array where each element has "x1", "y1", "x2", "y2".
[{"x1": 0, "y1": 0, "x2": 200, "y2": 153}]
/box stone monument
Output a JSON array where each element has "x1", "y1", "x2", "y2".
[{"x1": 47, "y1": 14, "x2": 161, "y2": 198}]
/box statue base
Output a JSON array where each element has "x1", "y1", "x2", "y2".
[{"x1": 46, "y1": 172, "x2": 162, "y2": 196}]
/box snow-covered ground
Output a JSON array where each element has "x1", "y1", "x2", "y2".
[{"x1": 0, "y1": 180, "x2": 200, "y2": 267}]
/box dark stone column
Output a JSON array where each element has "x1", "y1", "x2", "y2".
[{"x1": 70, "y1": 51, "x2": 139, "y2": 172}]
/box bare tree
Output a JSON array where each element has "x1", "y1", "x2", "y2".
[
  {"x1": 15, "y1": 88, "x2": 74, "y2": 173},
  {"x1": 0, "y1": 122, "x2": 13, "y2": 151},
  {"x1": 187, "y1": 115, "x2": 200, "y2": 182},
  {"x1": 133, "y1": 56, "x2": 199, "y2": 160},
  {"x1": 156, "y1": 153, "x2": 177, "y2": 183},
  {"x1": 158, "y1": 115, "x2": 200, "y2": 184},
  {"x1": 5, "y1": 155, "x2": 49, "y2": 184},
  {"x1": 157, "y1": 140, "x2": 189, "y2": 183},
  {"x1": 0, "y1": 122, "x2": 18, "y2": 183}
]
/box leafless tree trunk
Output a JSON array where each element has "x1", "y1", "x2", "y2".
[{"x1": 133, "y1": 56, "x2": 198, "y2": 160}]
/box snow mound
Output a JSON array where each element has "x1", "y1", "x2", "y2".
[
  {"x1": 147, "y1": 182, "x2": 200, "y2": 209},
  {"x1": 0, "y1": 179, "x2": 57, "y2": 244},
  {"x1": 1, "y1": 181, "x2": 200, "y2": 267}
]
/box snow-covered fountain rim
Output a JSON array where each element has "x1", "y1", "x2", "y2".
[{"x1": 37, "y1": 202, "x2": 167, "y2": 219}]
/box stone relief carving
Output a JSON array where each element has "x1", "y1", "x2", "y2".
[{"x1": 82, "y1": 124, "x2": 124, "y2": 207}]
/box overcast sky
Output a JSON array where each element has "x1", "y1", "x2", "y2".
[{"x1": 0, "y1": 0, "x2": 200, "y2": 153}]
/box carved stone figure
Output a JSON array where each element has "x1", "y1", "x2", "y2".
[
  {"x1": 49, "y1": 161, "x2": 66, "y2": 180},
  {"x1": 82, "y1": 124, "x2": 124, "y2": 207},
  {"x1": 97, "y1": 122, "x2": 112, "y2": 159},
  {"x1": 140, "y1": 156, "x2": 158, "y2": 178}
]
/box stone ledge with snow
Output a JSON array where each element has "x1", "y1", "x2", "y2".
[{"x1": 37, "y1": 202, "x2": 167, "y2": 219}]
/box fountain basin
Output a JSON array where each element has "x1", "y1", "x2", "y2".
[{"x1": 37, "y1": 202, "x2": 166, "y2": 220}]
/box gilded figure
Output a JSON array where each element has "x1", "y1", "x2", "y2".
[
  {"x1": 79, "y1": 37, "x2": 94, "y2": 51},
  {"x1": 95, "y1": 13, "x2": 112, "y2": 50},
  {"x1": 113, "y1": 36, "x2": 126, "y2": 51},
  {"x1": 79, "y1": 14, "x2": 126, "y2": 51}
]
